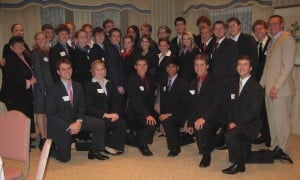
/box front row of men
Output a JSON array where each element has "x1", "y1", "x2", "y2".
[{"x1": 47, "y1": 55, "x2": 292, "y2": 174}]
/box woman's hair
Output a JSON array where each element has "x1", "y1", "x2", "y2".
[
  {"x1": 179, "y1": 31, "x2": 196, "y2": 56},
  {"x1": 32, "y1": 32, "x2": 49, "y2": 52},
  {"x1": 8, "y1": 36, "x2": 24, "y2": 46},
  {"x1": 90, "y1": 59, "x2": 106, "y2": 76}
]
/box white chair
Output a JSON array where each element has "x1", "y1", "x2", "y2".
[{"x1": 35, "y1": 139, "x2": 52, "y2": 180}]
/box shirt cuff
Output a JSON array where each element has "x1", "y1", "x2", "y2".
[{"x1": 26, "y1": 80, "x2": 31, "y2": 89}]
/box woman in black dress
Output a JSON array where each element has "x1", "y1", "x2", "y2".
[{"x1": 85, "y1": 60, "x2": 126, "y2": 155}]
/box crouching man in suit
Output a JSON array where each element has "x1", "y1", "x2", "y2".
[
  {"x1": 46, "y1": 59, "x2": 108, "y2": 162},
  {"x1": 223, "y1": 55, "x2": 263, "y2": 174}
]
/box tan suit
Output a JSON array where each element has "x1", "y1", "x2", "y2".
[{"x1": 260, "y1": 31, "x2": 296, "y2": 151}]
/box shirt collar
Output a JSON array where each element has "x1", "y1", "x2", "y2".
[
  {"x1": 60, "y1": 79, "x2": 72, "y2": 90},
  {"x1": 259, "y1": 35, "x2": 269, "y2": 48},
  {"x1": 240, "y1": 75, "x2": 251, "y2": 87},
  {"x1": 273, "y1": 31, "x2": 283, "y2": 40},
  {"x1": 217, "y1": 36, "x2": 226, "y2": 45},
  {"x1": 231, "y1": 32, "x2": 241, "y2": 42},
  {"x1": 168, "y1": 74, "x2": 178, "y2": 85}
]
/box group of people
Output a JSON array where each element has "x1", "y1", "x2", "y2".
[{"x1": 0, "y1": 13, "x2": 296, "y2": 174}]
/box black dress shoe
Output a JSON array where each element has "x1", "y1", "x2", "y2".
[
  {"x1": 252, "y1": 136, "x2": 264, "y2": 144},
  {"x1": 274, "y1": 146, "x2": 293, "y2": 164},
  {"x1": 215, "y1": 144, "x2": 227, "y2": 150},
  {"x1": 138, "y1": 145, "x2": 153, "y2": 156},
  {"x1": 88, "y1": 151, "x2": 109, "y2": 160},
  {"x1": 199, "y1": 154, "x2": 211, "y2": 168},
  {"x1": 222, "y1": 163, "x2": 245, "y2": 174},
  {"x1": 168, "y1": 148, "x2": 181, "y2": 157}
]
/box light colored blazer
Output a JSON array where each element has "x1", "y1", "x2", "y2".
[{"x1": 260, "y1": 31, "x2": 296, "y2": 97}]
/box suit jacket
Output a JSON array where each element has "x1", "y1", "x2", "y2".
[
  {"x1": 105, "y1": 43, "x2": 125, "y2": 88},
  {"x1": 157, "y1": 55, "x2": 173, "y2": 85},
  {"x1": 126, "y1": 74, "x2": 156, "y2": 118},
  {"x1": 187, "y1": 74, "x2": 222, "y2": 127},
  {"x1": 49, "y1": 42, "x2": 74, "y2": 82},
  {"x1": 260, "y1": 31, "x2": 296, "y2": 97},
  {"x1": 30, "y1": 49, "x2": 54, "y2": 96},
  {"x1": 211, "y1": 38, "x2": 239, "y2": 81},
  {"x1": 123, "y1": 48, "x2": 138, "y2": 80},
  {"x1": 46, "y1": 80, "x2": 85, "y2": 142},
  {"x1": 89, "y1": 43, "x2": 106, "y2": 61},
  {"x1": 2, "y1": 42, "x2": 31, "y2": 58},
  {"x1": 72, "y1": 46, "x2": 92, "y2": 85},
  {"x1": 85, "y1": 80, "x2": 118, "y2": 118},
  {"x1": 170, "y1": 36, "x2": 180, "y2": 57},
  {"x1": 178, "y1": 48, "x2": 198, "y2": 81},
  {"x1": 199, "y1": 38, "x2": 215, "y2": 59},
  {"x1": 237, "y1": 33, "x2": 259, "y2": 77},
  {"x1": 160, "y1": 76, "x2": 189, "y2": 117},
  {"x1": 256, "y1": 36, "x2": 271, "y2": 81},
  {"x1": 138, "y1": 49, "x2": 159, "y2": 79},
  {"x1": 227, "y1": 77, "x2": 264, "y2": 140}
]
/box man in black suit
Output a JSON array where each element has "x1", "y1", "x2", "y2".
[
  {"x1": 49, "y1": 24, "x2": 75, "y2": 82},
  {"x1": 186, "y1": 54, "x2": 222, "y2": 168},
  {"x1": 126, "y1": 58, "x2": 157, "y2": 156},
  {"x1": 211, "y1": 21, "x2": 239, "y2": 149},
  {"x1": 194, "y1": 15, "x2": 212, "y2": 47},
  {"x1": 223, "y1": 55, "x2": 263, "y2": 174},
  {"x1": 89, "y1": 27, "x2": 106, "y2": 61},
  {"x1": 170, "y1": 17, "x2": 186, "y2": 56},
  {"x1": 199, "y1": 26, "x2": 214, "y2": 63},
  {"x1": 159, "y1": 58, "x2": 189, "y2": 157},
  {"x1": 102, "y1": 19, "x2": 115, "y2": 47},
  {"x1": 46, "y1": 59, "x2": 108, "y2": 162},
  {"x1": 252, "y1": 19, "x2": 272, "y2": 146},
  {"x1": 227, "y1": 17, "x2": 258, "y2": 77}
]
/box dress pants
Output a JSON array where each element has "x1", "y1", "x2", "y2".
[
  {"x1": 54, "y1": 116, "x2": 105, "y2": 162},
  {"x1": 103, "y1": 118, "x2": 126, "y2": 151},
  {"x1": 265, "y1": 96, "x2": 293, "y2": 151},
  {"x1": 134, "y1": 115, "x2": 156, "y2": 146},
  {"x1": 225, "y1": 126, "x2": 252, "y2": 164},
  {"x1": 161, "y1": 116, "x2": 185, "y2": 150}
]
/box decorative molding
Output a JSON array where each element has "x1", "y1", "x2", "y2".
[
  {"x1": 0, "y1": 0, "x2": 151, "y2": 14},
  {"x1": 183, "y1": 0, "x2": 272, "y2": 15}
]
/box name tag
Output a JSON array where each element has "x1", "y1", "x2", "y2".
[
  {"x1": 139, "y1": 86, "x2": 144, "y2": 91},
  {"x1": 231, "y1": 94, "x2": 236, "y2": 100},
  {"x1": 101, "y1": 57, "x2": 105, "y2": 62},
  {"x1": 43, "y1": 57, "x2": 49, "y2": 62},
  {"x1": 163, "y1": 86, "x2": 167, "y2": 92},
  {"x1": 189, "y1": 90, "x2": 195, "y2": 95},
  {"x1": 62, "y1": 96, "x2": 70, "y2": 101},
  {"x1": 60, "y1": 51, "x2": 66, "y2": 56},
  {"x1": 97, "y1": 89, "x2": 104, "y2": 93}
]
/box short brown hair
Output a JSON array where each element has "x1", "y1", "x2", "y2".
[
  {"x1": 252, "y1": 19, "x2": 268, "y2": 32},
  {"x1": 196, "y1": 16, "x2": 211, "y2": 26},
  {"x1": 194, "y1": 54, "x2": 209, "y2": 65},
  {"x1": 56, "y1": 59, "x2": 72, "y2": 70}
]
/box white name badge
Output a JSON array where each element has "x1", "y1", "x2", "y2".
[
  {"x1": 231, "y1": 94, "x2": 236, "y2": 100},
  {"x1": 189, "y1": 90, "x2": 195, "y2": 95},
  {"x1": 101, "y1": 57, "x2": 105, "y2": 62},
  {"x1": 62, "y1": 96, "x2": 70, "y2": 101},
  {"x1": 97, "y1": 89, "x2": 104, "y2": 93},
  {"x1": 139, "y1": 86, "x2": 145, "y2": 91},
  {"x1": 43, "y1": 57, "x2": 49, "y2": 62},
  {"x1": 60, "y1": 51, "x2": 66, "y2": 56},
  {"x1": 163, "y1": 86, "x2": 167, "y2": 92}
]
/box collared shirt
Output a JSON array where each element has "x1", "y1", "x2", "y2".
[
  {"x1": 167, "y1": 74, "x2": 178, "y2": 88},
  {"x1": 177, "y1": 34, "x2": 182, "y2": 45},
  {"x1": 96, "y1": 42, "x2": 105, "y2": 50},
  {"x1": 158, "y1": 50, "x2": 171, "y2": 65},
  {"x1": 258, "y1": 35, "x2": 269, "y2": 50},
  {"x1": 273, "y1": 31, "x2": 283, "y2": 40},
  {"x1": 92, "y1": 77, "x2": 108, "y2": 95},
  {"x1": 61, "y1": 79, "x2": 73, "y2": 93},
  {"x1": 204, "y1": 37, "x2": 213, "y2": 46},
  {"x1": 59, "y1": 42, "x2": 69, "y2": 54},
  {"x1": 239, "y1": 75, "x2": 251, "y2": 93},
  {"x1": 231, "y1": 32, "x2": 241, "y2": 42},
  {"x1": 217, "y1": 36, "x2": 226, "y2": 45}
]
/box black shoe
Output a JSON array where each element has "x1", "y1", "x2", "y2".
[
  {"x1": 88, "y1": 151, "x2": 109, "y2": 160},
  {"x1": 138, "y1": 145, "x2": 153, "y2": 156},
  {"x1": 222, "y1": 164, "x2": 245, "y2": 174},
  {"x1": 199, "y1": 154, "x2": 211, "y2": 168},
  {"x1": 252, "y1": 136, "x2": 264, "y2": 144},
  {"x1": 215, "y1": 144, "x2": 227, "y2": 150},
  {"x1": 168, "y1": 147, "x2": 181, "y2": 157},
  {"x1": 274, "y1": 146, "x2": 293, "y2": 164},
  {"x1": 39, "y1": 138, "x2": 46, "y2": 151}
]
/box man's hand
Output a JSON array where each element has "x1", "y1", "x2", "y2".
[
  {"x1": 186, "y1": 127, "x2": 194, "y2": 135},
  {"x1": 158, "y1": 113, "x2": 171, "y2": 121},
  {"x1": 0, "y1": 58, "x2": 6, "y2": 67},
  {"x1": 146, "y1": 115, "x2": 156, "y2": 125},
  {"x1": 118, "y1": 86, "x2": 125, "y2": 94},
  {"x1": 269, "y1": 86, "x2": 279, "y2": 100},
  {"x1": 29, "y1": 77, "x2": 37, "y2": 85},
  {"x1": 69, "y1": 120, "x2": 82, "y2": 135},
  {"x1": 228, "y1": 122, "x2": 237, "y2": 130},
  {"x1": 194, "y1": 118, "x2": 205, "y2": 130},
  {"x1": 104, "y1": 113, "x2": 119, "y2": 121}
]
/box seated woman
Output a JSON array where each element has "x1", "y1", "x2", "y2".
[{"x1": 85, "y1": 60, "x2": 126, "y2": 155}]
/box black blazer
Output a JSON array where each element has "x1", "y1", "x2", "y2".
[
  {"x1": 72, "y1": 46, "x2": 92, "y2": 85},
  {"x1": 46, "y1": 80, "x2": 86, "y2": 142},
  {"x1": 237, "y1": 33, "x2": 259, "y2": 77},
  {"x1": 211, "y1": 38, "x2": 239, "y2": 81},
  {"x1": 187, "y1": 74, "x2": 222, "y2": 127},
  {"x1": 160, "y1": 76, "x2": 189, "y2": 117},
  {"x1": 0, "y1": 51, "x2": 34, "y2": 111},
  {"x1": 89, "y1": 43, "x2": 106, "y2": 61},
  {"x1": 85, "y1": 80, "x2": 118, "y2": 118},
  {"x1": 157, "y1": 54, "x2": 173, "y2": 85},
  {"x1": 199, "y1": 38, "x2": 215, "y2": 57},
  {"x1": 49, "y1": 42, "x2": 74, "y2": 82},
  {"x1": 178, "y1": 48, "x2": 198, "y2": 81},
  {"x1": 105, "y1": 43, "x2": 124, "y2": 88},
  {"x1": 170, "y1": 36, "x2": 180, "y2": 57},
  {"x1": 2, "y1": 42, "x2": 31, "y2": 58},
  {"x1": 227, "y1": 77, "x2": 264, "y2": 140},
  {"x1": 123, "y1": 48, "x2": 138, "y2": 80},
  {"x1": 126, "y1": 74, "x2": 156, "y2": 118},
  {"x1": 138, "y1": 49, "x2": 159, "y2": 79},
  {"x1": 256, "y1": 36, "x2": 271, "y2": 81}
]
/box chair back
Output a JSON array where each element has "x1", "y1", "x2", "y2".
[
  {"x1": 35, "y1": 139, "x2": 52, "y2": 180},
  {"x1": 0, "y1": 110, "x2": 30, "y2": 178}
]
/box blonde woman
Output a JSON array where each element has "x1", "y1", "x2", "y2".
[{"x1": 31, "y1": 32, "x2": 53, "y2": 150}]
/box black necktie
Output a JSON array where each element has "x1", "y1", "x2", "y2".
[
  {"x1": 167, "y1": 79, "x2": 172, "y2": 92},
  {"x1": 258, "y1": 42, "x2": 263, "y2": 57}
]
